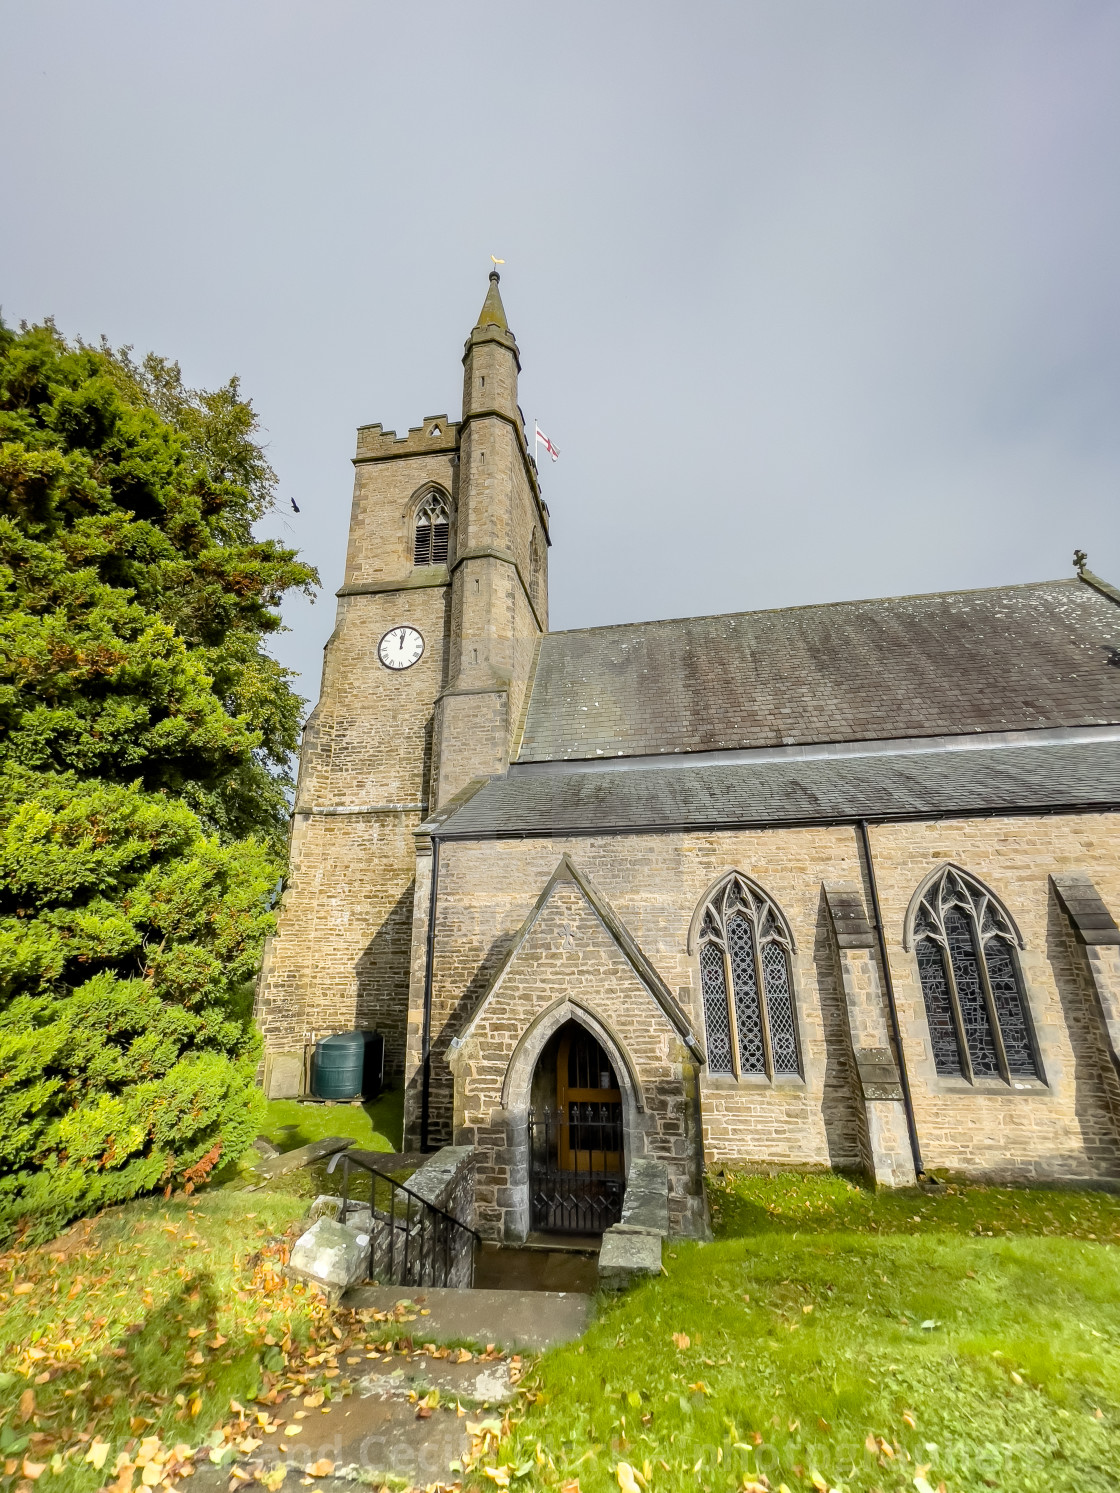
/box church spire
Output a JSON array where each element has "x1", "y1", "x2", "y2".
[{"x1": 475, "y1": 269, "x2": 508, "y2": 332}]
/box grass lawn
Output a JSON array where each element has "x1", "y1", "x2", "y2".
[
  {"x1": 255, "y1": 1088, "x2": 405, "y2": 1156},
  {"x1": 504, "y1": 1173, "x2": 1120, "y2": 1493},
  {"x1": 0, "y1": 1089, "x2": 408, "y2": 1493}
]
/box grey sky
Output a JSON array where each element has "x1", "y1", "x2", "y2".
[{"x1": 3, "y1": 1, "x2": 1118, "y2": 712}]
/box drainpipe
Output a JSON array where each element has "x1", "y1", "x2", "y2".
[
  {"x1": 857, "y1": 819, "x2": 924, "y2": 1178},
  {"x1": 419, "y1": 834, "x2": 440, "y2": 1153}
]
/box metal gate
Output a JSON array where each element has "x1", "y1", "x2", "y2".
[{"x1": 528, "y1": 1106, "x2": 624, "y2": 1234}]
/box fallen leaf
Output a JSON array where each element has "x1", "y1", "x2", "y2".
[
  {"x1": 18, "y1": 1391, "x2": 35, "y2": 1422},
  {"x1": 22, "y1": 1461, "x2": 47, "y2": 1481},
  {"x1": 616, "y1": 1463, "x2": 641, "y2": 1493},
  {"x1": 188, "y1": 1327, "x2": 205, "y2": 1339},
  {"x1": 802, "y1": 1304, "x2": 813, "y2": 1314},
  {"x1": 282, "y1": 1425, "x2": 302, "y2": 1436},
  {"x1": 864, "y1": 1434, "x2": 878, "y2": 1454},
  {"x1": 260, "y1": 1467, "x2": 287, "y2": 1491},
  {"x1": 482, "y1": 1470, "x2": 510, "y2": 1488},
  {"x1": 305, "y1": 1462, "x2": 334, "y2": 1478},
  {"x1": 902, "y1": 1411, "x2": 917, "y2": 1429},
  {"x1": 671, "y1": 1332, "x2": 690, "y2": 1351},
  {"x1": 559, "y1": 1482, "x2": 580, "y2": 1493},
  {"x1": 302, "y1": 1394, "x2": 324, "y2": 1410},
  {"x1": 457, "y1": 1349, "x2": 473, "y2": 1363},
  {"x1": 86, "y1": 1441, "x2": 112, "y2": 1471},
  {"x1": 13, "y1": 1283, "x2": 33, "y2": 1295},
  {"x1": 811, "y1": 1474, "x2": 829, "y2": 1492}
]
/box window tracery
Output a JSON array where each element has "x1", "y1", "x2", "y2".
[
  {"x1": 697, "y1": 876, "x2": 800, "y2": 1079},
  {"x1": 911, "y1": 866, "x2": 1039, "y2": 1082},
  {"x1": 413, "y1": 490, "x2": 451, "y2": 567}
]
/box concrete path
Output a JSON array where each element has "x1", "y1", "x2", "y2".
[
  {"x1": 190, "y1": 1348, "x2": 513, "y2": 1491},
  {"x1": 342, "y1": 1285, "x2": 593, "y2": 1351}
]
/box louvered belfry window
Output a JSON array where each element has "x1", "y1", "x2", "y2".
[
  {"x1": 413, "y1": 491, "x2": 450, "y2": 567},
  {"x1": 912, "y1": 867, "x2": 1039, "y2": 1082},
  {"x1": 698, "y1": 876, "x2": 800, "y2": 1079}
]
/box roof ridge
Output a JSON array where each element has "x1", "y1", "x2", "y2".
[{"x1": 543, "y1": 576, "x2": 1081, "y2": 640}]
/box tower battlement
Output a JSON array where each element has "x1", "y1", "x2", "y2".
[{"x1": 355, "y1": 415, "x2": 460, "y2": 462}]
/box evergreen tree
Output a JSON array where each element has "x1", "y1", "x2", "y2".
[{"x1": 0, "y1": 317, "x2": 317, "y2": 1239}]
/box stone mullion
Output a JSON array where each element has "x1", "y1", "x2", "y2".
[
  {"x1": 939, "y1": 936, "x2": 976, "y2": 1084},
  {"x1": 721, "y1": 940, "x2": 743, "y2": 1081},
  {"x1": 973, "y1": 915, "x2": 1012, "y2": 1084},
  {"x1": 752, "y1": 925, "x2": 776, "y2": 1082}
]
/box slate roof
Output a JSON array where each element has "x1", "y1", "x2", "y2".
[
  {"x1": 515, "y1": 577, "x2": 1120, "y2": 763},
  {"x1": 435, "y1": 740, "x2": 1120, "y2": 838}
]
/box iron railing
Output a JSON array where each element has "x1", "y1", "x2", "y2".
[
  {"x1": 528, "y1": 1106, "x2": 625, "y2": 1234},
  {"x1": 326, "y1": 1151, "x2": 480, "y2": 1288}
]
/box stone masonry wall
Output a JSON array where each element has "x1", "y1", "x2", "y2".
[
  {"x1": 449, "y1": 877, "x2": 703, "y2": 1239},
  {"x1": 407, "y1": 812, "x2": 1120, "y2": 1184}
]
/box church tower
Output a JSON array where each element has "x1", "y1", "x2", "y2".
[
  {"x1": 254, "y1": 273, "x2": 548, "y2": 1092},
  {"x1": 431, "y1": 272, "x2": 549, "y2": 803}
]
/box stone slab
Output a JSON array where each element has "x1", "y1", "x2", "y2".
[
  {"x1": 288, "y1": 1217, "x2": 370, "y2": 1299},
  {"x1": 598, "y1": 1226, "x2": 662, "y2": 1291},
  {"x1": 343, "y1": 1285, "x2": 593, "y2": 1350},
  {"x1": 255, "y1": 1136, "x2": 354, "y2": 1179},
  {"x1": 619, "y1": 1158, "x2": 670, "y2": 1234}
]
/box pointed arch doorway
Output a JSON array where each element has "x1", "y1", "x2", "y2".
[{"x1": 528, "y1": 1021, "x2": 625, "y2": 1234}]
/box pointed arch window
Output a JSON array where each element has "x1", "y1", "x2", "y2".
[
  {"x1": 697, "y1": 875, "x2": 800, "y2": 1079},
  {"x1": 413, "y1": 491, "x2": 450, "y2": 567},
  {"x1": 910, "y1": 867, "x2": 1039, "y2": 1082},
  {"x1": 529, "y1": 531, "x2": 543, "y2": 605}
]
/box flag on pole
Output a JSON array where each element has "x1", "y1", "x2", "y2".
[{"x1": 534, "y1": 423, "x2": 560, "y2": 462}]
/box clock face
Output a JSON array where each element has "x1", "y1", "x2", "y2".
[{"x1": 378, "y1": 625, "x2": 425, "y2": 671}]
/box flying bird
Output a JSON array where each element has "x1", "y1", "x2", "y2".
[{"x1": 291, "y1": 499, "x2": 301, "y2": 513}]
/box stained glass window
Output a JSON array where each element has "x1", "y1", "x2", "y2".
[
  {"x1": 697, "y1": 876, "x2": 800, "y2": 1080},
  {"x1": 911, "y1": 867, "x2": 1039, "y2": 1084}
]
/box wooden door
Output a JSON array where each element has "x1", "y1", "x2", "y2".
[{"x1": 557, "y1": 1030, "x2": 622, "y2": 1174}]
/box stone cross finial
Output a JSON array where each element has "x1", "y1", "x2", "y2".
[{"x1": 1074, "y1": 548, "x2": 1088, "y2": 573}]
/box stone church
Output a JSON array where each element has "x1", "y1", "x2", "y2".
[{"x1": 257, "y1": 272, "x2": 1120, "y2": 1240}]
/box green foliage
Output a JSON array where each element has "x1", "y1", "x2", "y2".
[
  {"x1": 507, "y1": 1174, "x2": 1120, "y2": 1493},
  {"x1": 0, "y1": 315, "x2": 318, "y2": 1240}
]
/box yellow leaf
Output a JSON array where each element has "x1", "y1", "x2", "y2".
[
  {"x1": 283, "y1": 1424, "x2": 302, "y2": 1436},
  {"x1": 22, "y1": 1461, "x2": 47, "y2": 1481},
  {"x1": 671, "y1": 1332, "x2": 690, "y2": 1350},
  {"x1": 457, "y1": 1348, "x2": 473, "y2": 1363},
  {"x1": 142, "y1": 1463, "x2": 162, "y2": 1486},
  {"x1": 483, "y1": 1470, "x2": 510, "y2": 1488},
  {"x1": 811, "y1": 1475, "x2": 829, "y2": 1492},
  {"x1": 13, "y1": 1282, "x2": 33, "y2": 1295},
  {"x1": 802, "y1": 1304, "x2": 813, "y2": 1314},
  {"x1": 302, "y1": 1393, "x2": 324, "y2": 1409},
  {"x1": 913, "y1": 1479, "x2": 935, "y2": 1493},
  {"x1": 260, "y1": 1467, "x2": 287, "y2": 1491},
  {"x1": 616, "y1": 1463, "x2": 641, "y2": 1493},
  {"x1": 864, "y1": 1434, "x2": 878, "y2": 1454},
  {"x1": 305, "y1": 1461, "x2": 335, "y2": 1478},
  {"x1": 187, "y1": 1327, "x2": 205, "y2": 1339},
  {"x1": 902, "y1": 1411, "x2": 917, "y2": 1429},
  {"x1": 86, "y1": 1440, "x2": 112, "y2": 1471}
]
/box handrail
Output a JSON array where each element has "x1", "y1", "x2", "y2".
[
  {"x1": 327, "y1": 1149, "x2": 481, "y2": 1241},
  {"x1": 326, "y1": 1149, "x2": 479, "y2": 1289}
]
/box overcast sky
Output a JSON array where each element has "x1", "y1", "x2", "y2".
[{"x1": 3, "y1": 1, "x2": 1118, "y2": 711}]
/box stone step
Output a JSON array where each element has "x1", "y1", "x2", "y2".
[{"x1": 343, "y1": 1284, "x2": 593, "y2": 1351}]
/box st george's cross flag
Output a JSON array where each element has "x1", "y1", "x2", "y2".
[{"x1": 534, "y1": 424, "x2": 560, "y2": 462}]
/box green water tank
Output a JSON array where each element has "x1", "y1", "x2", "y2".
[{"x1": 311, "y1": 1031, "x2": 365, "y2": 1100}]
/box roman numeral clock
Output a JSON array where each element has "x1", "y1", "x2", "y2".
[{"x1": 378, "y1": 625, "x2": 424, "y2": 670}]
